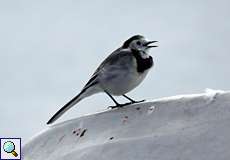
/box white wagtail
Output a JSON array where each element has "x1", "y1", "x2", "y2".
[{"x1": 47, "y1": 35, "x2": 158, "y2": 124}]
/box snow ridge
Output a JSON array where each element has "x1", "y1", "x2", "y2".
[{"x1": 23, "y1": 90, "x2": 230, "y2": 160}]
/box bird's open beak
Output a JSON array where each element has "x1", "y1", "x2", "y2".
[{"x1": 145, "y1": 41, "x2": 158, "y2": 48}]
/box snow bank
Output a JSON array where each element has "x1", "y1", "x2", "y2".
[{"x1": 22, "y1": 90, "x2": 230, "y2": 160}]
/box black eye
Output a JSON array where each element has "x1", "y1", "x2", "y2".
[{"x1": 136, "y1": 41, "x2": 141, "y2": 45}]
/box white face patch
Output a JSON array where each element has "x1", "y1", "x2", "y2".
[{"x1": 140, "y1": 51, "x2": 150, "y2": 59}]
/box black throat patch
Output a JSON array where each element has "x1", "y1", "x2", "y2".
[{"x1": 132, "y1": 49, "x2": 153, "y2": 73}]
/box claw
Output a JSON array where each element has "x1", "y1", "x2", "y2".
[
  {"x1": 131, "y1": 99, "x2": 145, "y2": 104},
  {"x1": 107, "y1": 99, "x2": 145, "y2": 109},
  {"x1": 108, "y1": 102, "x2": 132, "y2": 109}
]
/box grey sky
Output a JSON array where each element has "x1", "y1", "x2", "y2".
[{"x1": 0, "y1": 0, "x2": 230, "y2": 142}]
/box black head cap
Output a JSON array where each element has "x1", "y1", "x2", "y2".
[{"x1": 122, "y1": 35, "x2": 145, "y2": 48}]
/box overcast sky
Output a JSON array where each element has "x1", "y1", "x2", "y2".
[{"x1": 1, "y1": 0, "x2": 230, "y2": 142}]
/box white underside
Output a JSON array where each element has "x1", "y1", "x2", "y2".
[
  {"x1": 97, "y1": 57, "x2": 151, "y2": 95},
  {"x1": 100, "y1": 68, "x2": 149, "y2": 95}
]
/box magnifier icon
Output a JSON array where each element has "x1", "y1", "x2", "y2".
[{"x1": 3, "y1": 141, "x2": 18, "y2": 157}]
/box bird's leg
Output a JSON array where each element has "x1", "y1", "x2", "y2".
[
  {"x1": 123, "y1": 94, "x2": 145, "y2": 104},
  {"x1": 105, "y1": 91, "x2": 130, "y2": 109}
]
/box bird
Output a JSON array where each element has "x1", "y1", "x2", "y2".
[{"x1": 47, "y1": 35, "x2": 158, "y2": 124}]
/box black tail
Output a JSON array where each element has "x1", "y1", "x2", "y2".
[
  {"x1": 47, "y1": 93, "x2": 83, "y2": 125},
  {"x1": 47, "y1": 81, "x2": 99, "y2": 124}
]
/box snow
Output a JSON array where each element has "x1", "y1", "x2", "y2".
[{"x1": 22, "y1": 90, "x2": 230, "y2": 160}]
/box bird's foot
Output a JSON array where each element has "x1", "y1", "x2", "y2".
[
  {"x1": 108, "y1": 102, "x2": 132, "y2": 109},
  {"x1": 130, "y1": 99, "x2": 145, "y2": 104},
  {"x1": 108, "y1": 100, "x2": 145, "y2": 109}
]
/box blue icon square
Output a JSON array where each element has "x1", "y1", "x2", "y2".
[{"x1": 0, "y1": 138, "x2": 21, "y2": 160}]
